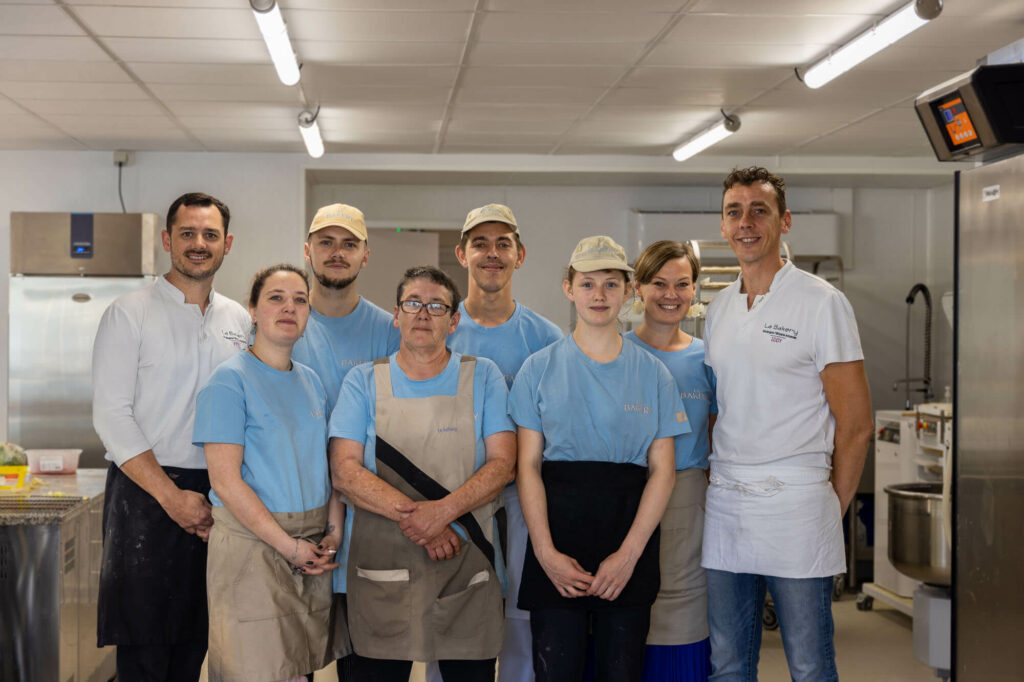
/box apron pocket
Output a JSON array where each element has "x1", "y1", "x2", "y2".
[
  {"x1": 429, "y1": 571, "x2": 496, "y2": 640},
  {"x1": 230, "y1": 540, "x2": 306, "y2": 623},
  {"x1": 352, "y1": 565, "x2": 411, "y2": 638}
]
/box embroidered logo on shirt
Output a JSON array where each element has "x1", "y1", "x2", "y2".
[
  {"x1": 222, "y1": 329, "x2": 248, "y2": 349},
  {"x1": 624, "y1": 402, "x2": 652, "y2": 415},
  {"x1": 681, "y1": 389, "x2": 711, "y2": 402},
  {"x1": 676, "y1": 411, "x2": 687, "y2": 422},
  {"x1": 437, "y1": 426, "x2": 458, "y2": 433},
  {"x1": 762, "y1": 323, "x2": 799, "y2": 344},
  {"x1": 311, "y1": 409, "x2": 324, "y2": 418}
]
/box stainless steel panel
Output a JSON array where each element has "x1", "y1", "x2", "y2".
[
  {"x1": 956, "y1": 153, "x2": 1024, "y2": 679},
  {"x1": 10, "y1": 212, "x2": 158, "y2": 276},
  {"x1": 8, "y1": 276, "x2": 155, "y2": 468}
]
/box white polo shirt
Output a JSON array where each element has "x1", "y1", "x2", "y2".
[
  {"x1": 92, "y1": 276, "x2": 250, "y2": 469},
  {"x1": 701, "y1": 261, "x2": 863, "y2": 578}
]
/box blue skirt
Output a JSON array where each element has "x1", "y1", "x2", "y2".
[{"x1": 641, "y1": 638, "x2": 711, "y2": 682}]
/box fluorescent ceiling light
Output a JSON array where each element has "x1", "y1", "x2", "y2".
[
  {"x1": 298, "y1": 110, "x2": 324, "y2": 158},
  {"x1": 250, "y1": 0, "x2": 300, "y2": 86},
  {"x1": 672, "y1": 113, "x2": 741, "y2": 162},
  {"x1": 802, "y1": 0, "x2": 942, "y2": 89}
]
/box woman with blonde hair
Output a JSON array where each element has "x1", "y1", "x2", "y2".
[
  {"x1": 626, "y1": 240, "x2": 717, "y2": 681},
  {"x1": 509, "y1": 236, "x2": 689, "y2": 682}
]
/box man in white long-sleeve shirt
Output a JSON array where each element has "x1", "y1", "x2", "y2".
[{"x1": 93, "y1": 192, "x2": 250, "y2": 682}]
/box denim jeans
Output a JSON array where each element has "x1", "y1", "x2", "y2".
[{"x1": 706, "y1": 569, "x2": 838, "y2": 682}]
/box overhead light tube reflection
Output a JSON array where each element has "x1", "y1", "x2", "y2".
[
  {"x1": 802, "y1": 0, "x2": 941, "y2": 89},
  {"x1": 672, "y1": 114, "x2": 741, "y2": 162},
  {"x1": 251, "y1": 0, "x2": 300, "y2": 86},
  {"x1": 298, "y1": 110, "x2": 324, "y2": 158}
]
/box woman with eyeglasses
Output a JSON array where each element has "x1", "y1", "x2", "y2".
[
  {"x1": 328, "y1": 266, "x2": 516, "y2": 681},
  {"x1": 626, "y1": 241, "x2": 717, "y2": 682},
  {"x1": 509, "y1": 237, "x2": 689, "y2": 682},
  {"x1": 193, "y1": 263, "x2": 345, "y2": 682}
]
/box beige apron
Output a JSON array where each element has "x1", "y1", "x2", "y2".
[
  {"x1": 347, "y1": 356, "x2": 504, "y2": 662},
  {"x1": 647, "y1": 468, "x2": 709, "y2": 645},
  {"x1": 207, "y1": 504, "x2": 339, "y2": 682}
]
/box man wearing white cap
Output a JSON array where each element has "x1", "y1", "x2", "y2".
[
  {"x1": 444, "y1": 203, "x2": 561, "y2": 682},
  {"x1": 292, "y1": 202, "x2": 401, "y2": 673}
]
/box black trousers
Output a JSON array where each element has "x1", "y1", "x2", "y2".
[
  {"x1": 530, "y1": 606, "x2": 651, "y2": 682},
  {"x1": 339, "y1": 653, "x2": 496, "y2": 682},
  {"x1": 115, "y1": 640, "x2": 206, "y2": 682}
]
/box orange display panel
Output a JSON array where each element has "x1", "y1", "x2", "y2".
[{"x1": 937, "y1": 97, "x2": 979, "y2": 148}]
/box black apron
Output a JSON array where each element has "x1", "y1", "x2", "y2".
[
  {"x1": 517, "y1": 461, "x2": 660, "y2": 611},
  {"x1": 97, "y1": 463, "x2": 210, "y2": 646}
]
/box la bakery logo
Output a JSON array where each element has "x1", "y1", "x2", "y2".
[{"x1": 762, "y1": 322, "x2": 798, "y2": 343}]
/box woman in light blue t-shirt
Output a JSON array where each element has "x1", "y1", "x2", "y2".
[
  {"x1": 194, "y1": 264, "x2": 345, "y2": 682},
  {"x1": 626, "y1": 240, "x2": 717, "y2": 682},
  {"x1": 509, "y1": 236, "x2": 687, "y2": 682}
]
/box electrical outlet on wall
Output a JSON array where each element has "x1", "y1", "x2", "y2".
[{"x1": 113, "y1": 151, "x2": 133, "y2": 166}]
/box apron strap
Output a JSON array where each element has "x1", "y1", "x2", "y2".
[{"x1": 376, "y1": 436, "x2": 495, "y2": 569}]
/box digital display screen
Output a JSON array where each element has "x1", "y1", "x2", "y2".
[{"x1": 932, "y1": 92, "x2": 981, "y2": 153}]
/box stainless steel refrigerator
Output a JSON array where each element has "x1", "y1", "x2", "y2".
[
  {"x1": 8, "y1": 212, "x2": 158, "y2": 468},
  {"x1": 955, "y1": 152, "x2": 1024, "y2": 678}
]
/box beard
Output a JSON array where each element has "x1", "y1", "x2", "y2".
[{"x1": 314, "y1": 266, "x2": 358, "y2": 291}]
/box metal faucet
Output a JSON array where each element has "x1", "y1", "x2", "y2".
[{"x1": 894, "y1": 283, "x2": 932, "y2": 409}]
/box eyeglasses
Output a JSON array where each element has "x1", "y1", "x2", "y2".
[{"x1": 399, "y1": 299, "x2": 452, "y2": 316}]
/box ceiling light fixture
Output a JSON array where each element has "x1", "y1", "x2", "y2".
[
  {"x1": 250, "y1": 0, "x2": 300, "y2": 86},
  {"x1": 801, "y1": 0, "x2": 942, "y2": 89},
  {"x1": 298, "y1": 109, "x2": 324, "y2": 158},
  {"x1": 672, "y1": 111, "x2": 741, "y2": 162}
]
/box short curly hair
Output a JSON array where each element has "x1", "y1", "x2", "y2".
[{"x1": 722, "y1": 167, "x2": 787, "y2": 215}]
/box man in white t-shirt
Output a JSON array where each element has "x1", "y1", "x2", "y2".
[{"x1": 702, "y1": 167, "x2": 873, "y2": 682}]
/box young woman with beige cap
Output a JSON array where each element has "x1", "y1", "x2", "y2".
[{"x1": 508, "y1": 236, "x2": 689, "y2": 682}]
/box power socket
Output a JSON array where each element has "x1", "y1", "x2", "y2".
[{"x1": 113, "y1": 150, "x2": 133, "y2": 166}]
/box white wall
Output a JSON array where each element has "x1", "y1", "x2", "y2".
[{"x1": 0, "y1": 149, "x2": 956, "y2": 439}]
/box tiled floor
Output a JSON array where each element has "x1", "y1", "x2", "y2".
[{"x1": 201, "y1": 594, "x2": 938, "y2": 681}]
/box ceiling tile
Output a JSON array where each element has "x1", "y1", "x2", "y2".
[
  {"x1": 164, "y1": 101, "x2": 298, "y2": 118},
  {"x1": 690, "y1": 0, "x2": 895, "y2": 12},
  {"x1": 297, "y1": 41, "x2": 463, "y2": 65},
  {"x1": 0, "y1": 36, "x2": 109, "y2": 61},
  {"x1": 442, "y1": 142, "x2": 555, "y2": 154},
  {"x1": 456, "y1": 85, "x2": 606, "y2": 104},
  {"x1": 600, "y1": 88, "x2": 737, "y2": 107},
  {"x1": 0, "y1": 61, "x2": 127, "y2": 83},
  {"x1": 621, "y1": 66, "x2": 792, "y2": 91},
  {"x1": 446, "y1": 117, "x2": 572, "y2": 134},
  {"x1": 147, "y1": 83, "x2": 299, "y2": 102},
  {"x1": 129, "y1": 63, "x2": 280, "y2": 85},
  {"x1": 476, "y1": 11, "x2": 670, "y2": 43},
  {"x1": 44, "y1": 114, "x2": 180, "y2": 135},
  {"x1": 449, "y1": 102, "x2": 589, "y2": 121},
  {"x1": 19, "y1": 99, "x2": 166, "y2": 116},
  {"x1": 0, "y1": 133, "x2": 86, "y2": 151},
  {"x1": 302, "y1": 64, "x2": 458, "y2": 89},
  {"x1": 664, "y1": 13, "x2": 872, "y2": 47},
  {"x1": 444, "y1": 130, "x2": 562, "y2": 145},
  {"x1": 488, "y1": 0, "x2": 683, "y2": 10},
  {"x1": 468, "y1": 42, "x2": 644, "y2": 66},
  {"x1": 284, "y1": 10, "x2": 472, "y2": 42},
  {"x1": 73, "y1": 6, "x2": 258, "y2": 40},
  {"x1": 103, "y1": 38, "x2": 269, "y2": 64},
  {"x1": 0, "y1": 81, "x2": 148, "y2": 100},
  {"x1": 0, "y1": 5, "x2": 84, "y2": 35},
  {"x1": 645, "y1": 41, "x2": 823, "y2": 68},
  {"x1": 461, "y1": 65, "x2": 623, "y2": 88}
]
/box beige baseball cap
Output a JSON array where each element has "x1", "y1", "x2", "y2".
[
  {"x1": 569, "y1": 236, "x2": 634, "y2": 273},
  {"x1": 308, "y1": 203, "x2": 367, "y2": 241},
  {"x1": 462, "y1": 203, "x2": 520, "y2": 236}
]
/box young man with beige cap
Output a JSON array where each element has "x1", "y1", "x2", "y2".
[
  {"x1": 292, "y1": 202, "x2": 400, "y2": 675},
  {"x1": 445, "y1": 203, "x2": 561, "y2": 682}
]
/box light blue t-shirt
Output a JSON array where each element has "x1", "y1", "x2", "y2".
[
  {"x1": 449, "y1": 301, "x2": 563, "y2": 388},
  {"x1": 193, "y1": 351, "x2": 330, "y2": 514},
  {"x1": 624, "y1": 332, "x2": 717, "y2": 471},
  {"x1": 329, "y1": 350, "x2": 514, "y2": 591},
  {"x1": 291, "y1": 298, "x2": 401, "y2": 413},
  {"x1": 508, "y1": 335, "x2": 691, "y2": 466}
]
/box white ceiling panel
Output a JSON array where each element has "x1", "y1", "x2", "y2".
[
  {"x1": 325, "y1": 129, "x2": 437, "y2": 145},
  {"x1": 444, "y1": 131, "x2": 563, "y2": 146},
  {"x1": 455, "y1": 86, "x2": 606, "y2": 105},
  {"x1": 103, "y1": 38, "x2": 269, "y2": 64},
  {"x1": 690, "y1": 0, "x2": 896, "y2": 13},
  {"x1": 442, "y1": 142, "x2": 555, "y2": 154},
  {"x1": 0, "y1": 61, "x2": 126, "y2": 83},
  {"x1": 488, "y1": 0, "x2": 683, "y2": 10},
  {"x1": 285, "y1": 10, "x2": 472, "y2": 42},
  {"x1": 72, "y1": 6, "x2": 258, "y2": 40},
  {"x1": 0, "y1": 134, "x2": 86, "y2": 151},
  {"x1": 468, "y1": 42, "x2": 644, "y2": 66},
  {"x1": 621, "y1": 66, "x2": 793, "y2": 91},
  {"x1": 44, "y1": 114, "x2": 180, "y2": 135},
  {"x1": 164, "y1": 101, "x2": 299, "y2": 118},
  {"x1": 0, "y1": 81, "x2": 148, "y2": 100},
  {"x1": 450, "y1": 102, "x2": 589, "y2": 121},
  {"x1": 0, "y1": 112, "x2": 63, "y2": 133},
  {"x1": 297, "y1": 41, "x2": 463, "y2": 65},
  {"x1": 301, "y1": 64, "x2": 458, "y2": 89},
  {"x1": 644, "y1": 40, "x2": 824, "y2": 68},
  {"x1": 561, "y1": 129, "x2": 682, "y2": 146},
  {"x1": 0, "y1": 5, "x2": 84, "y2": 35},
  {"x1": 664, "y1": 13, "x2": 871, "y2": 47},
  {"x1": 74, "y1": 133, "x2": 203, "y2": 151},
  {"x1": 0, "y1": 36, "x2": 109, "y2": 61},
  {"x1": 600, "y1": 88, "x2": 741, "y2": 107},
  {"x1": 475, "y1": 12, "x2": 670, "y2": 43},
  {"x1": 460, "y1": 66, "x2": 624, "y2": 88},
  {"x1": 300, "y1": 85, "x2": 450, "y2": 105},
  {"x1": 148, "y1": 83, "x2": 300, "y2": 103},
  {"x1": 129, "y1": 63, "x2": 280, "y2": 85},
  {"x1": 20, "y1": 99, "x2": 166, "y2": 116},
  {"x1": 445, "y1": 117, "x2": 572, "y2": 135}
]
